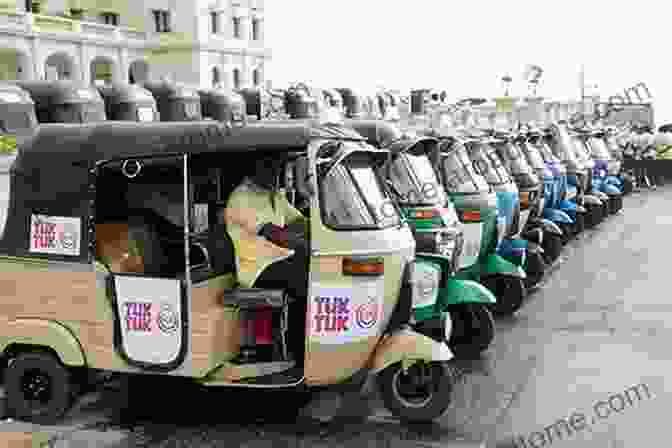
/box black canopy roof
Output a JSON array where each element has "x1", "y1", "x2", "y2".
[
  {"x1": 16, "y1": 120, "x2": 366, "y2": 167},
  {"x1": 13, "y1": 80, "x2": 103, "y2": 105},
  {"x1": 141, "y1": 80, "x2": 199, "y2": 100},
  {"x1": 97, "y1": 83, "x2": 156, "y2": 105}
]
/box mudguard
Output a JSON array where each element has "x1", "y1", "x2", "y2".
[
  {"x1": 584, "y1": 194, "x2": 603, "y2": 206},
  {"x1": 539, "y1": 218, "x2": 563, "y2": 235},
  {"x1": 606, "y1": 176, "x2": 622, "y2": 187},
  {"x1": 558, "y1": 199, "x2": 578, "y2": 212},
  {"x1": 543, "y1": 208, "x2": 574, "y2": 225},
  {"x1": 437, "y1": 278, "x2": 497, "y2": 306},
  {"x1": 604, "y1": 184, "x2": 621, "y2": 195},
  {"x1": 369, "y1": 328, "x2": 454, "y2": 374},
  {"x1": 483, "y1": 253, "x2": 526, "y2": 278},
  {"x1": 0, "y1": 319, "x2": 86, "y2": 366}
]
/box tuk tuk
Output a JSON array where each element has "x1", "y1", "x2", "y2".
[
  {"x1": 436, "y1": 132, "x2": 527, "y2": 316},
  {"x1": 346, "y1": 119, "x2": 497, "y2": 357},
  {"x1": 198, "y1": 88, "x2": 246, "y2": 123},
  {"x1": 97, "y1": 83, "x2": 158, "y2": 122},
  {"x1": 141, "y1": 80, "x2": 202, "y2": 121},
  {"x1": 489, "y1": 130, "x2": 551, "y2": 287},
  {"x1": 0, "y1": 119, "x2": 457, "y2": 424},
  {"x1": 546, "y1": 122, "x2": 605, "y2": 228},
  {"x1": 14, "y1": 80, "x2": 106, "y2": 123},
  {"x1": 0, "y1": 82, "x2": 38, "y2": 154}
]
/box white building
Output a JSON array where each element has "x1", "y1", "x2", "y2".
[{"x1": 0, "y1": 0, "x2": 271, "y2": 89}]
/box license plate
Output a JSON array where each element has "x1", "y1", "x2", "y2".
[{"x1": 459, "y1": 223, "x2": 482, "y2": 269}]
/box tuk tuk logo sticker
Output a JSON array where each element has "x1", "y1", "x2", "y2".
[
  {"x1": 124, "y1": 301, "x2": 152, "y2": 333},
  {"x1": 309, "y1": 283, "x2": 384, "y2": 343},
  {"x1": 29, "y1": 215, "x2": 81, "y2": 256},
  {"x1": 355, "y1": 297, "x2": 379, "y2": 329},
  {"x1": 157, "y1": 302, "x2": 179, "y2": 334}
]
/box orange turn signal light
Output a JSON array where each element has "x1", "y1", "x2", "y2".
[
  {"x1": 461, "y1": 210, "x2": 481, "y2": 222},
  {"x1": 342, "y1": 257, "x2": 384, "y2": 276},
  {"x1": 413, "y1": 209, "x2": 437, "y2": 219}
]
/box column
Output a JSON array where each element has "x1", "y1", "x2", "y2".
[
  {"x1": 30, "y1": 35, "x2": 40, "y2": 80},
  {"x1": 117, "y1": 47, "x2": 128, "y2": 84},
  {"x1": 78, "y1": 42, "x2": 87, "y2": 83}
]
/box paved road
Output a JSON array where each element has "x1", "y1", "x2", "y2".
[{"x1": 0, "y1": 185, "x2": 669, "y2": 447}]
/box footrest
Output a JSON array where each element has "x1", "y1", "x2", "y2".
[{"x1": 220, "y1": 288, "x2": 286, "y2": 309}]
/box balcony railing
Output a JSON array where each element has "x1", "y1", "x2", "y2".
[{"x1": 0, "y1": 9, "x2": 150, "y2": 43}]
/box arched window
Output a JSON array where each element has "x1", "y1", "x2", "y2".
[
  {"x1": 232, "y1": 68, "x2": 240, "y2": 89},
  {"x1": 212, "y1": 66, "x2": 220, "y2": 87},
  {"x1": 252, "y1": 68, "x2": 260, "y2": 87}
]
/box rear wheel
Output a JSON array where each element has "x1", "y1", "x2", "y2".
[
  {"x1": 5, "y1": 352, "x2": 74, "y2": 424},
  {"x1": 482, "y1": 275, "x2": 526, "y2": 317},
  {"x1": 378, "y1": 361, "x2": 454, "y2": 423},
  {"x1": 447, "y1": 303, "x2": 495, "y2": 357}
]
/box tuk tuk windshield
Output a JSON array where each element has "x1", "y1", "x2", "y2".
[
  {"x1": 320, "y1": 149, "x2": 400, "y2": 229},
  {"x1": 493, "y1": 141, "x2": 530, "y2": 176},
  {"x1": 388, "y1": 152, "x2": 446, "y2": 205},
  {"x1": 472, "y1": 143, "x2": 510, "y2": 184},
  {"x1": 522, "y1": 141, "x2": 546, "y2": 170},
  {"x1": 53, "y1": 102, "x2": 106, "y2": 123},
  {"x1": 441, "y1": 143, "x2": 489, "y2": 193}
]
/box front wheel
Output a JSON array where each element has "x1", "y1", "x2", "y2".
[
  {"x1": 482, "y1": 275, "x2": 526, "y2": 317},
  {"x1": 541, "y1": 232, "x2": 563, "y2": 264},
  {"x1": 5, "y1": 352, "x2": 74, "y2": 424},
  {"x1": 378, "y1": 361, "x2": 454, "y2": 423},
  {"x1": 524, "y1": 251, "x2": 547, "y2": 288},
  {"x1": 447, "y1": 303, "x2": 495, "y2": 357}
]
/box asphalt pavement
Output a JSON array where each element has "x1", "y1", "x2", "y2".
[{"x1": 0, "y1": 183, "x2": 669, "y2": 447}]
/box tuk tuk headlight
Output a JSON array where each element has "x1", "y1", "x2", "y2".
[{"x1": 410, "y1": 260, "x2": 440, "y2": 310}]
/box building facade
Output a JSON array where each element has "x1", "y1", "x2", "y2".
[{"x1": 0, "y1": 0, "x2": 271, "y2": 89}]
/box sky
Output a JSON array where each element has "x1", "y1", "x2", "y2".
[{"x1": 265, "y1": 0, "x2": 670, "y2": 124}]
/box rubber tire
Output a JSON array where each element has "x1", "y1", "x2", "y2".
[
  {"x1": 447, "y1": 303, "x2": 496, "y2": 358},
  {"x1": 524, "y1": 251, "x2": 547, "y2": 288},
  {"x1": 558, "y1": 223, "x2": 573, "y2": 245},
  {"x1": 482, "y1": 275, "x2": 526, "y2": 317},
  {"x1": 541, "y1": 232, "x2": 563, "y2": 264},
  {"x1": 574, "y1": 211, "x2": 585, "y2": 234},
  {"x1": 378, "y1": 361, "x2": 453, "y2": 423},
  {"x1": 5, "y1": 352, "x2": 73, "y2": 424}
]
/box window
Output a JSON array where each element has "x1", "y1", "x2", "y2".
[
  {"x1": 252, "y1": 18, "x2": 260, "y2": 40},
  {"x1": 252, "y1": 68, "x2": 260, "y2": 87},
  {"x1": 232, "y1": 17, "x2": 240, "y2": 38},
  {"x1": 100, "y1": 12, "x2": 119, "y2": 26},
  {"x1": 210, "y1": 11, "x2": 218, "y2": 33},
  {"x1": 152, "y1": 10, "x2": 171, "y2": 33},
  {"x1": 212, "y1": 67, "x2": 220, "y2": 87},
  {"x1": 232, "y1": 68, "x2": 240, "y2": 89}
]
